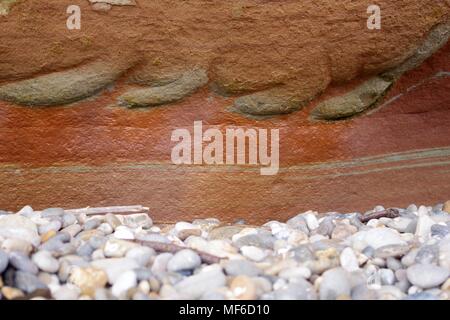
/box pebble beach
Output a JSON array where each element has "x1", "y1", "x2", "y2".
[{"x1": 0, "y1": 202, "x2": 449, "y2": 300}]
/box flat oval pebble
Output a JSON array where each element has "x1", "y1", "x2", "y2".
[
  {"x1": 167, "y1": 249, "x2": 201, "y2": 272},
  {"x1": 32, "y1": 250, "x2": 59, "y2": 273},
  {"x1": 240, "y1": 246, "x2": 267, "y2": 262},
  {"x1": 9, "y1": 251, "x2": 39, "y2": 274},
  {"x1": 374, "y1": 244, "x2": 411, "y2": 258},
  {"x1": 125, "y1": 246, "x2": 155, "y2": 267},
  {"x1": 174, "y1": 265, "x2": 226, "y2": 299},
  {"x1": 83, "y1": 218, "x2": 102, "y2": 231},
  {"x1": 113, "y1": 226, "x2": 135, "y2": 240},
  {"x1": 406, "y1": 264, "x2": 449, "y2": 289},
  {"x1": 224, "y1": 259, "x2": 261, "y2": 277},
  {"x1": 14, "y1": 271, "x2": 49, "y2": 295},
  {"x1": 41, "y1": 208, "x2": 65, "y2": 218}
]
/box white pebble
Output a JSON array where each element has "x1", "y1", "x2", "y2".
[
  {"x1": 98, "y1": 223, "x2": 113, "y2": 235},
  {"x1": 240, "y1": 246, "x2": 267, "y2": 262},
  {"x1": 340, "y1": 247, "x2": 359, "y2": 272},
  {"x1": 114, "y1": 226, "x2": 135, "y2": 240},
  {"x1": 304, "y1": 212, "x2": 319, "y2": 231},
  {"x1": 111, "y1": 270, "x2": 137, "y2": 298},
  {"x1": 32, "y1": 250, "x2": 60, "y2": 273}
]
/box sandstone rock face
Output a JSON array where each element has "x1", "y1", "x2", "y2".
[
  {"x1": 0, "y1": 1, "x2": 449, "y2": 223},
  {"x1": 0, "y1": 0, "x2": 448, "y2": 117}
]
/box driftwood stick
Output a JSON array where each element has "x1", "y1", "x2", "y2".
[
  {"x1": 65, "y1": 205, "x2": 149, "y2": 216},
  {"x1": 136, "y1": 240, "x2": 221, "y2": 265},
  {"x1": 359, "y1": 208, "x2": 400, "y2": 223}
]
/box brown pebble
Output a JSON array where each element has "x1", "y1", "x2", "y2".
[
  {"x1": 177, "y1": 228, "x2": 202, "y2": 240},
  {"x1": 1, "y1": 286, "x2": 25, "y2": 300},
  {"x1": 149, "y1": 277, "x2": 160, "y2": 292},
  {"x1": 442, "y1": 278, "x2": 450, "y2": 291},
  {"x1": 443, "y1": 200, "x2": 450, "y2": 214},
  {"x1": 68, "y1": 267, "x2": 108, "y2": 297}
]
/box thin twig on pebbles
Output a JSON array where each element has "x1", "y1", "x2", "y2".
[
  {"x1": 136, "y1": 240, "x2": 221, "y2": 265},
  {"x1": 65, "y1": 205, "x2": 149, "y2": 216},
  {"x1": 359, "y1": 208, "x2": 400, "y2": 223}
]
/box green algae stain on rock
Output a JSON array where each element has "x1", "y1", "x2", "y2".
[
  {"x1": 0, "y1": 0, "x2": 20, "y2": 16},
  {"x1": 310, "y1": 76, "x2": 393, "y2": 121}
]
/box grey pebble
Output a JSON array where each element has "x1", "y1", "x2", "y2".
[
  {"x1": 319, "y1": 268, "x2": 351, "y2": 300},
  {"x1": 40, "y1": 238, "x2": 65, "y2": 252},
  {"x1": 84, "y1": 218, "x2": 102, "y2": 231},
  {"x1": 9, "y1": 251, "x2": 39, "y2": 274},
  {"x1": 126, "y1": 246, "x2": 155, "y2": 267},
  {"x1": 174, "y1": 265, "x2": 226, "y2": 299},
  {"x1": 167, "y1": 249, "x2": 201, "y2": 272},
  {"x1": 286, "y1": 215, "x2": 309, "y2": 234},
  {"x1": 404, "y1": 292, "x2": 440, "y2": 300},
  {"x1": 41, "y1": 208, "x2": 65, "y2": 218},
  {"x1": 316, "y1": 217, "x2": 335, "y2": 237},
  {"x1": 62, "y1": 214, "x2": 77, "y2": 228},
  {"x1": 362, "y1": 246, "x2": 375, "y2": 258},
  {"x1": 386, "y1": 257, "x2": 403, "y2": 271},
  {"x1": 407, "y1": 264, "x2": 449, "y2": 289},
  {"x1": 379, "y1": 268, "x2": 396, "y2": 286},
  {"x1": 134, "y1": 268, "x2": 154, "y2": 281},
  {"x1": 61, "y1": 225, "x2": 82, "y2": 238},
  {"x1": 274, "y1": 279, "x2": 317, "y2": 300},
  {"x1": 224, "y1": 259, "x2": 261, "y2": 277},
  {"x1": 415, "y1": 244, "x2": 439, "y2": 265},
  {"x1": 431, "y1": 224, "x2": 449, "y2": 238},
  {"x1": 76, "y1": 242, "x2": 94, "y2": 257},
  {"x1": 351, "y1": 284, "x2": 377, "y2": 300},
  {"x1": 234, "y1": 230, "x2": 275, "y2": 249},
  {"x1": 0, "y1": 250, "x2": 9, "y2": 273},
  {"x1": 290, "y1": 245, "x2": 315, "y2": 263},
  {"x1": 14, "y1": 271, "x2": 49, "y2": 294},
  {"x1": 88, "y1": 236, "x2": 107, "y2": 249},
  {"x1": 401, "y1": 248, "x2": 419, "y2": 267}
]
